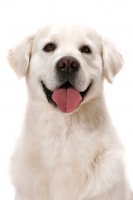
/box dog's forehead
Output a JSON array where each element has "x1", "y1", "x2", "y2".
[{"x1": 34, "y1": 24, "x2": 101, "y2": 45}]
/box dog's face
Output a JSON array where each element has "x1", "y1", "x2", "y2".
[
  {"x1": 7, "y1": 24, "x2": 123, "y2": 113},
  {"x1": 28, "y1": 24, "x2": 104, "y2": 112}
]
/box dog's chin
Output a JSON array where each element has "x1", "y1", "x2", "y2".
[{"x1": 41, "y1": 80, "x2": 93, "y2": 112}]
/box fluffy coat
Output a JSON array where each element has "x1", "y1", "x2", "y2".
[{"x1": 7, "y1": 23, "x2": 133, "y2": 200}]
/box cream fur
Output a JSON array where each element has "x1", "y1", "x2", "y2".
[{"x1": 7, "y1": 23, "x2": 133, "y2": 200}]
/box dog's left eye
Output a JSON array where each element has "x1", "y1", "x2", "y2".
[
  {"x1": 80, "y1": 45, "x2": 92, "y2": 54},
  {"x1": 43, "y1": 43, "x2": 56, "y2": 52}
]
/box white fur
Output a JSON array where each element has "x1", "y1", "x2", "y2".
[{"x1": 7, "y1": 23, "x2": 133, "y2": 200}]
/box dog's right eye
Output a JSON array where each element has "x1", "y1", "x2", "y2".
[{"x1": 43, "y1": 43, "x2": 56, "y2": 52}]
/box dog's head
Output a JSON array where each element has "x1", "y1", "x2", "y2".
[{"x1": 7, "y1": 24, "x2": 123, "y2": 113}]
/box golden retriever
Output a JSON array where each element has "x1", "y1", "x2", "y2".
[{"x1": 7, "y1": 23, "x2": 133, "y2": 200}]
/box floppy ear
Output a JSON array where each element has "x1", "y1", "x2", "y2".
[
  {"x1": 102, "y1": 38, "x2": 124, "y2": 83},
  {"x1": 7, "y1": 35, "x2": 35, "y2": 79}
]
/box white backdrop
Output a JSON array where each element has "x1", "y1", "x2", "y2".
[{"x1": 0, "y1": 0, "x2": 133, "y2": 199}]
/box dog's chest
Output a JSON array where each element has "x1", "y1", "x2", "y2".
[
  {"x1": 32, "y1": 119, "x2": 107, "y2": 197},
  {"x1": 39, "y1": 119, "x2": 93, "y2": 167},
  {"x1": 16, "y1": 112, "x2": 122, "y2": 200},
  {"x1": 31, "y1": 121, "x2": 95, "y2": 199}
]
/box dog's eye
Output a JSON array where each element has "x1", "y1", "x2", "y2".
[
  {"x1": 80, "y1": 45, "x2": 92, "y2": 54},
  {"x1": 43, "y1": 43, "x2": 56, "y2": 52}
]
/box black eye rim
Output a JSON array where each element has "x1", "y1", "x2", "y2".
[
  {"x1": 43, "y1": 42, "x2": 56, "y2": 52},
  {"x1": 80, "y1": 45, "x2": 92, "y2": 54}
]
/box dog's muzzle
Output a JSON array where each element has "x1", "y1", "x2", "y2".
[{"x1": 41, "y1": 56, "x2": 93, "y2": 113}]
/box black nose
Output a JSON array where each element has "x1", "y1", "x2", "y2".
[{"x1": 56, "y1": 56, "x2": 80, "y2": 73}]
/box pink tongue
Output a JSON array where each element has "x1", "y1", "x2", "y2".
[{"x1": 52, "y1": 87, "x2": 82, "y2": 113}]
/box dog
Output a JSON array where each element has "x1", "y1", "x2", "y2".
[{"x1": 7, "y1": 23, "x2": 133, "y2": 200}]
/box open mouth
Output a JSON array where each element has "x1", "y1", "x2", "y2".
[{"x1": 41, "y1": 80, "x2": 92, "y2": 113}]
